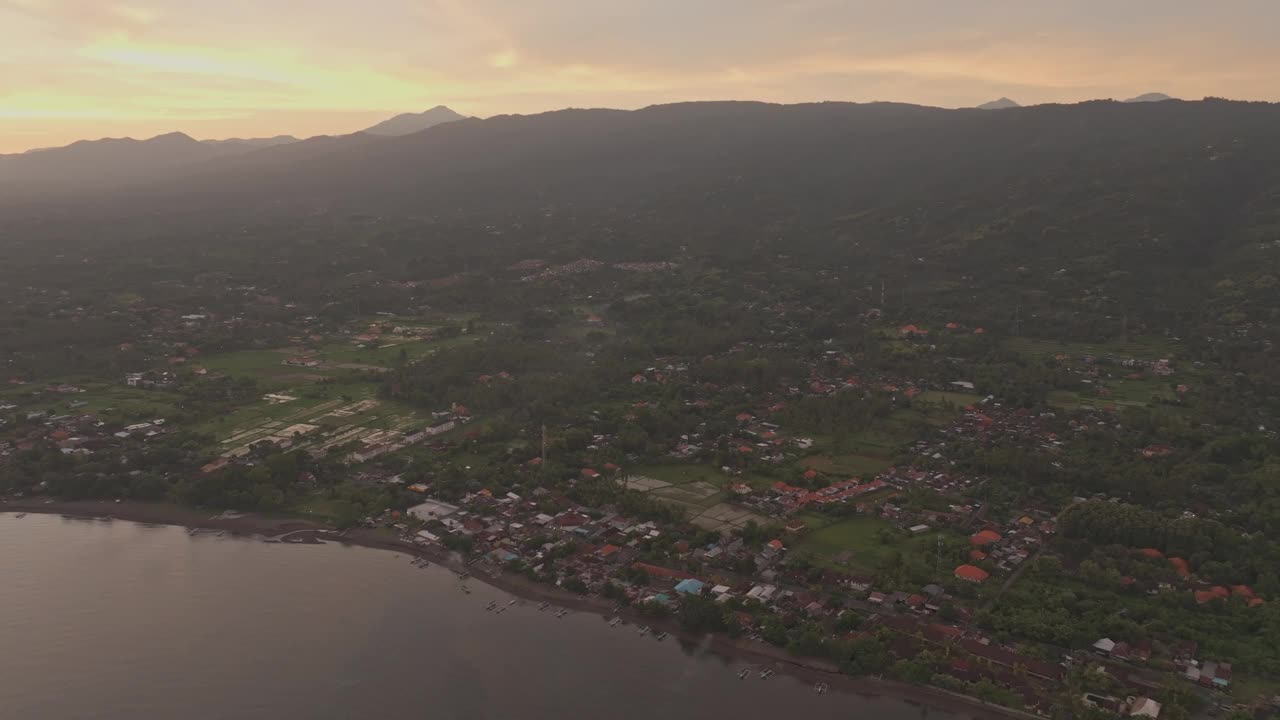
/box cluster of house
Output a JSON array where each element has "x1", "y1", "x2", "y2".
[
  {"x1": 520, "y1": 258, "x2": 605, "y2": 282},
  {"x1": 873, "y1": 611, "x2": 1063, "y2": 713},
  {"x1": 124, "y1": 371, "x2": 180, "y2": 389},
  {"x1": 0, "y1": 411, "x2": 171, "y2": 461}
]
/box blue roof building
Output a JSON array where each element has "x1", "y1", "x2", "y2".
[{"x1": 674, "y1": 578, "x2": 706, "y2": 595}]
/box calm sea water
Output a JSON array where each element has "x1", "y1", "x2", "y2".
[{"x1": 0, "y1": 513, "x2": 963, "y2": 720}]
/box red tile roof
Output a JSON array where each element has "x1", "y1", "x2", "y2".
[
  {"x1": 970, "y1": 529, "x2": 1002, "y2": 546},
  {"x1": 954, "y1": 565, "x2": 989, "y2": 582}
]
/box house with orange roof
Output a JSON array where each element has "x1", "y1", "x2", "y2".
[
  {"x1": 970, "y1": 529, "x2": 1002, "y2": 546},
  {"x1": 954, "y1": 565, "x2": 989, "y2": 583}
]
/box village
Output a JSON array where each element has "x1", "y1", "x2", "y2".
[{"x1": 0, "y1": 267, "x2": 1271, "y2": 720}]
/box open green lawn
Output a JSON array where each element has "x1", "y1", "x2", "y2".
[
  {"x1": 1006, "y1": 336, "x2": 1181, "y2": 361},
  {"x1": 801, "y1": 453, "x2": 894, "y2": 478},
  {"x1": 315, "y1": 335, "x2": 477, "y2": 366},
  {"x1": 1049, "y1": 377, "x2": 1178, "y2": 410},
  {"x1": 631, "y1": 463, "x2": 727, "y2": 486},
  {"x1": 23, "y1": 381, "x2": 186, "y2": 422},
  {"x1": 916, "y1": 390, "x2": 983, "y2": 408},
  {"x1": 796, "y1": 515, "x2": 944, "y2": 574}
]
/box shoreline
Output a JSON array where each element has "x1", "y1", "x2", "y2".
[{"x1": 1, "y1": 497, "x2": 1036, "y2": 720}]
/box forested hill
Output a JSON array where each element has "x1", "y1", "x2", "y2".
[{"x1": 3, "y1": 98, "x2": 1280, "y2": 341}]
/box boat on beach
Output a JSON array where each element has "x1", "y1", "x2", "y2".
[
  {"x1": 737, "y1": 669, "x2": 750, "y2": 680},
  {"x1": 13, "y1": 513, "x2": 25, "y2": 519}
]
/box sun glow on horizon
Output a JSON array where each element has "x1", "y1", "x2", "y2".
[{"x1": 1, "y1": 0, "x2": 1277, "y2": 152}]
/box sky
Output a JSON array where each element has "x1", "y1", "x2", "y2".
[{"x1": 2, "y1": 0, "x2": 1278, "y2": 153}]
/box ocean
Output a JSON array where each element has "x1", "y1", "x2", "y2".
[{"x1": 0, "y1": 512, "x2": 964, "y2": 719}]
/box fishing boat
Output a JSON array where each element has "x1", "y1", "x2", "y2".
[
  {"x1": 13, "y1": 513, "x2": 25, "y2": 519},
  {"x1": 737, "y1": 669, "x2": 750, "y2": 680},
  {"x1": 759, "y1": 669, "x2": 774, "y2": 679},
  {"x1": 485, "y1": 601, "x2": 498, "y2": 611},
  {"x1": 538, "y1": 602, "x2": 550, "y2": 611},
  {"x1": 655, "y1": 632, "x2": 668, "y2": 641},
  {"x1": 460, "y1": 585, "x2": 471, "y2": 594},
  {"x1": 814, "y1": 683, "x2": 828, "y2": 695},
  {"x1": 555, "y1": 609, "x2": 568, "y2": 618},
  {"x1": 608, "y1": 617, "x2": 622, "y2": 627},
  {"x1": 508, "y1": 599, "x2": 516, "y2": 606},
  {"x1": 638, "y1": 626, "x2": 650, "y2": 636}
]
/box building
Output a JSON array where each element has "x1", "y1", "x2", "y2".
[
  {"x1": 1129, "y1": 697, "x2": 1161, "y2": 718},
  {"x1": 674, "y1": 578, "x2": 706, "y2": 595},
  {"x1": 954, "y1": 565, "x2": 990, "y2": 583}
]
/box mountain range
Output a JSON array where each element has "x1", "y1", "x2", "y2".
[
  {"x1": 977, "y1": 93, "x2": 1176, "y2": 109},
  {"x1": 3, "y1": 96, "x2": 1278, "y2": 335},
  {"x1": 0, "y1": 106, "x2": 468, "y2": 196}
]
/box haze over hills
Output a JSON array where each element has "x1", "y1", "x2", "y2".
[
  {"x1": 4, "y1": 99, "x2": 1277, "y2": 322},
  {"x1": 0, "y1": 106, "x2": 468, "y2": 197},
  {"x1": 976, "y1": 97, "x2": 1021, "y2": 110},
  {"x1": 1124, "y1": 92, "x2": 1177, "y2": 103},
  {"x1": 361, "y1": 105, "x2": 469, "y2": 136},
  {"x1": 198, "y1": 135, "x2": 300, "y2": 149}
]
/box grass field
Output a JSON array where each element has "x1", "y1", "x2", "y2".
[
  {"x1": 316, "y1": 334, "x2": 477, "y2": 366},
  {"x1": 1006, "y1": 336, "x2": 1181, "y2": 361},
  {"x1": 801, "y1": 453, "x2": 894, "y2": 478},
  {"x1": 630, "y1": 464, "x2": 728, "y2": 487},
  {"x1": 8, "y1": 381, "x2": 186, "y2": 422},
  {"x1": 1049, "y1": 376, "x2": 1178, "y2": 410},
  {"x1": 795, "y1": 515, "x2": 943, "y2": 574}
]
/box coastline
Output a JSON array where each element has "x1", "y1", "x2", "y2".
[{"x1": 0, "y1": 497, "x2": 1036, "y2": 720}]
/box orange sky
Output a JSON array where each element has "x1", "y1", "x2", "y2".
[{"x1": 2, "y1": 0, "x2": 1278, "y2": 153}]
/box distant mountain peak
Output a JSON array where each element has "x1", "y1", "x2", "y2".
[
  {"x1": 362, "y1": 106, "x2": 468, "y2": 136},
  {"x1": 148, "y1": 131, "x2": 198, "y2": 144},
  {"x1": 976, "y1": 97, "x2": 1020, "y2": 110},
  {"x1": 1124, "y1": 92, "x2": 1176, "y2": 103}
]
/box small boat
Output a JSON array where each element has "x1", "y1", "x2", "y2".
[
  {"x1": 93, "y1": 516, "x2": 111, "y2": 522},
  {"x1": 555, "y1": 609, "x2": 568, "y2": 618},
  {"x1": 538, "y1": 602, "x2": 550, "y2": 611},
  {"x1": 217, "y1": 531, "x2": 225, "y2": 537},
  {"x1": 608, "y1": 617, "x2": 622, "y2": 627},
  {"x1": 737, "y1": 669, "x2": 750, "y2": 680},
  {"x1": 759, "y1": 669, "x2": 774, "y2": 679},
  {"x1": 508, "y1": 599, "x2": 516, "y2": 606},
  {"x1": 458, "y1": 572, "x2": 471, "y2": 580},
  {"x1": 814, "y1": 683, "x2": 828, "y2": 695},
  {"x1": 495, "y1": 606, "x2": 507, "y2": 614},
  {"x1": 13, "y1": 513, "x2": 25, "y2": 519},
  {"x1": 187, "y1": 528, "x2": 198, "y2": 536},
  {"x1": 638, "y1": 626, "x2": 650, "y2": 636},
  {"x1": 419, "y1": 561, "x2": 431, "y2": 568},
  {"x1": 460, "y1": 586, "x2": 471, "y2": 594},
  {"x1": 655, "y1": 632, "x2": 668, "y2": 641},
  {"x1": 485, "y1": 601, "x2": 498, "y2": 611}
]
